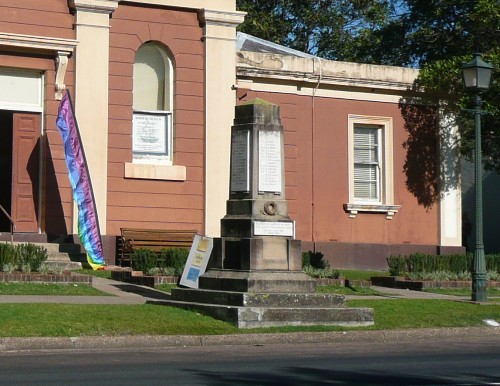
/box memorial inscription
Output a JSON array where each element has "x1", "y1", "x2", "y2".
[
  {"x1": 258, "y1": 130, "x2": 282, "y2": 193},
  {"x1": 230, "y1": 130, "x2": 250, "y2": 192}
]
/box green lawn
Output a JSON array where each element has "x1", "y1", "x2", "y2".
[
  {"x1": 74, "y1": 269, "x2": 113, "y2": 279},
  {"x1": 338, "y1": 270, "x2": 389, "y2": 281},
  {"x1": 0, "y1": 299, "x2": 497, "y2": 337},
  {"x1": 424, "y1": 287, "x2": 500, "y2": 297},
  {"x1": 0, "y1": 282, "x2": 110, "y2": 296},
  {"x1": 316, "y1": 285, "x2": 381, "y2": 296}
]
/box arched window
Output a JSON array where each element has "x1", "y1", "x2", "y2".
[{"x1": 132, "y1": 42, "x2": 174, "y2": 164}]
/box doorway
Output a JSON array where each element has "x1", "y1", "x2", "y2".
[
  {"x1": 0, "y1": 110, "x2": 13, "y2": 231},
  {"x1": 0, "y1": 110, "x2": 40, "y2": 233}
]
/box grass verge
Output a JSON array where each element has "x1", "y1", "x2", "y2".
[
  {"x1": 0, "y1": 299, "x2": 497, "y2": 337},
  {"x1": 74, "y1": 269, "x2": 112, "y2": 279},
  {"x1": 338, "y1": 270, "x2": 388, "y2": 281},
  {"x1": 424, "y1": 287, "x2": 500, "y2": 297},
  {"x1": 316, "y1": 285, "x2": 380, "y2": 296},
  {"x1": 0, "y1": 282, "x2": 110, "y2": 296}
]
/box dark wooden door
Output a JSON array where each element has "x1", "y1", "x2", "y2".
[{"x1": 11, "y1": 113, "x2": 40, "y2": 233}]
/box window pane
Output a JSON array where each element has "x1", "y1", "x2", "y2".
[
  {"x1": 353, "y1": 126, "x2": 381, "y2": 201},
  {"x1": 133, "y1": 44, "x2": 166, "y2": 111}
]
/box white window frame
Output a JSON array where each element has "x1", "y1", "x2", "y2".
[
  {"x1": 345, "y1": 115, "x2": 401, "y2": 219},
  {"x1": 126, "y1": 42, "x2": 186, "y2": 181},
  {"x1": 353, "y1": 125, "x2": 382, "y2": 203},
  {"x1": 132, "y1": 43, "x2": 174, "y2": 165}
]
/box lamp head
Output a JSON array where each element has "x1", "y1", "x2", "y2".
[{"x1": 462, "y1": 53, "x2": 494, "y2": 91}]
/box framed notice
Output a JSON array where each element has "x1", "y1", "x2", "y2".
[
  {"x1": 132, "y1": 112, "x2": 170, "y2": 155},
  {"x1": 254, "y1": 221, "x2": 294, "y2": 237},
  {"x1": 179, "y1": 235, "x2": 214, "y2": 289},
  {"x1": 230, "y1": 129, "x2": 250, "y2": 192},
  {"x1": 258, "y1": 130, "x2": 282, "y2": 193}
]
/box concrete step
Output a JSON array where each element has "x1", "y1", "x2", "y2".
[
  {"x1": 149, "y1": 298, "x2": 374, "y2": 329},
  {"x1": 171, "y1": 288, "x2": 346, "y2": 307}
]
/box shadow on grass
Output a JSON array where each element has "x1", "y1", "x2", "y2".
[{"x1": 112, "y1": 284, "x2": 172, "y2": 300}]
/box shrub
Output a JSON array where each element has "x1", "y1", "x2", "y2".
[
  {"x1": 0, "y1": 243, "x2": 18, "y2": 271},
  {"x1": 159, "y1": 248, "x2": 189, "y2": 276},
  {"x1": 0, "y1": 243, "x2": 48, "y2": 272},
  {"x1": 130, "y1": 249, "x2": 158, "y2": 274},
  {"x1": 303, "y1": 265, "x2": 340, "y2": 279},
  {"x1": 16, "y1": 243, "x2": 48, "y2": 272},
  {"x1": 302, "y1": 251, "x2": 330, "y2": 269},
  {"x1": 386, "y1": 253, "x2": 500, "y2": 280}
]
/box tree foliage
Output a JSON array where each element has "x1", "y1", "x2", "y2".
[
  {"x1": 236, "y1": 0, "x2": 396, "y2": 61},
  {"x1": 237, "y1": 0, "x2": 500, "y2": 171}
]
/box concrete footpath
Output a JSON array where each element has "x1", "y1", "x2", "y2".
[{"x1": 0, "y1": 276, "x2": 498, "y2": 352}]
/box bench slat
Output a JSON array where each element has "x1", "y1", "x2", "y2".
[{"x1": 118, "y1": 228, "x2": 197, "y2": 267}]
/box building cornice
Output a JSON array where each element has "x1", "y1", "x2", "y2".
[
  {"x1": 198, "y1": 9, "x2": 246, "y2": 27},
  {"x1": 69, "y1": 0, "x2": 119, "y2": 13},
  {"x1": 237, "y1": 51, "x2": 419, "y2": 92}
]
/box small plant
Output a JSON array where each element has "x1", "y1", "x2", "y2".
[
  {"x1": 303, "y1": 265, "x2": 340, "y2": 279},
  {"x1": 2, "y1": 262, "x2": 17, "y2": 274},
  {"x1": 39, "y1": 263, "x2": 51, "y2": 274},
  {"x1": 147, "y1": 267, "x2": 161, "y2": 276},
  {"x1": 130, "y1": 249, "x2": 158, "y2": 274},
  {"x1": 159, "y1": 248, "x2": 189, "y2": 275},
  {"x1": 0, "y1": 243, "x2": 18, "y2": 271},
  {"x1": 21, "y1": 263, "x2": 31, "y2": 274},
  {"x1": 50, "y1": 265, "x2": 64, "y2": 275},
  {"x1": 162, "y1": 266, "x2": 178, "y2": 276}
]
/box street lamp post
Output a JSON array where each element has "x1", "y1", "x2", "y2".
[{"x1": 461, "y1": 53, "x2": 494, "y2": 302}]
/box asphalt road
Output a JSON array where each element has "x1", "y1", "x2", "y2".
[{"x1": 0, "y1": 335, "x2": 498, "y2": 385}]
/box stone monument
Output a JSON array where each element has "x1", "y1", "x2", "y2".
[{"x1": 158, "y1": 99, "x2": 374, "y2": 329}]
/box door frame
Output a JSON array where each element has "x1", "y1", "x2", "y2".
[{"x1": 0, "y1": 68, "x2": 44, "y2": 233}]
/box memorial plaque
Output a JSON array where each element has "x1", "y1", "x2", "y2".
[
  {"x1": 254, "y1": 221, "x2": 294, "y2": 237},
  {"x1": 231, "y1": 130, "x2": 250, "y2": 192},
  {"x1": 133, "y1": 113, "x2": 169, "y2": 154},
  {"x1": 258, "y1": 130, "x2": 282, "y2": 193}
]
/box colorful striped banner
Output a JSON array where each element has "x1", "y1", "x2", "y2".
[{"x1": 56, "y1": 91, "x2": 105, "y2": 270}]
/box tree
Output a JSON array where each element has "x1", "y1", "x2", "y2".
[
  {"x1": 236, "y1": 0, "x2": 396, "y2": 61},
  {"x1": 237, "y1": 0, "x2": 500, "y2": 172},
  {"x1": 392, "y1": 0, "x2": 500, "y2": 171}
]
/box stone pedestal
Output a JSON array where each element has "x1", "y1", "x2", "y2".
[{"x1": 152, "y1": 99, "x2": 374, "y2": 328}]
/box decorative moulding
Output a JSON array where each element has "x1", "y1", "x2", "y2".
[
  {"x1": 0, "y1": 33, "x2": 77, "y2": 100},
  {"x1": 69, "y1": 0, "x2": 119, "y2": 13},
  {"x1": 124, "y1": 162, "x2": 187, "y2": 181},
  {"x1": 344, "y1": 203, "x2": 402, "y2": 220}
]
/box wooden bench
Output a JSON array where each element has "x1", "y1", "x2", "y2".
[{"x1": 118, "y1": 228, "x2": 197, "y2": 267}]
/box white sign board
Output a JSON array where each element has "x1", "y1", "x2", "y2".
[
  {"x1": 258, "y1": 130, "x2": 282, "y2": 193},
  {"x1": 179, "y1": 235, "x2": 214, "y2": 289},
  {"x1": 254, "y1": 221, "x2": 294, "y2": 237},
  {"x1": 133, "y1": 112, "x2": 168, "y2": 154},
  {"x1": 230, "y1": 130, "x2": 250, "y2": 192}
]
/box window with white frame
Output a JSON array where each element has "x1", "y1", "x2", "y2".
[
  {"x1": 353, "y1": 125, "x2": 382, "y2": 202},
  {"x1": 345, "y1": 115, "x2": 401, "y2": 219},
  {"x1": 132, "y1": 42, "x2": 173, "y2": 165}
]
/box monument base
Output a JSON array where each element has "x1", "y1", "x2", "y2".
[
  {"x1": 198, "y1": 269, "x2": 316, "y2": 293},
  {"x1": 148, "y1": 269, "x2": 374, "y2": 329}
]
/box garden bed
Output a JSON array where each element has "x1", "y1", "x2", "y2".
[
  {"x1": 111, "y1": 270, "x2": 179, "y2": 287},
  {"x1": 371, "y1": 276, "x2": 500, "y2": 290}
]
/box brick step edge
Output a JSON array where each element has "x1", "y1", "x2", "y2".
[{"x1": 0, "y1": 272, "x2": 92, "y2": 285}]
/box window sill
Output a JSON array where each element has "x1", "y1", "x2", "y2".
[
  {"x1": 344, "y1": 203, "x2": 401, "y2": 220},
  {"x1": 124, "y1": 163, "x2": 186, "y2": 181}
]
